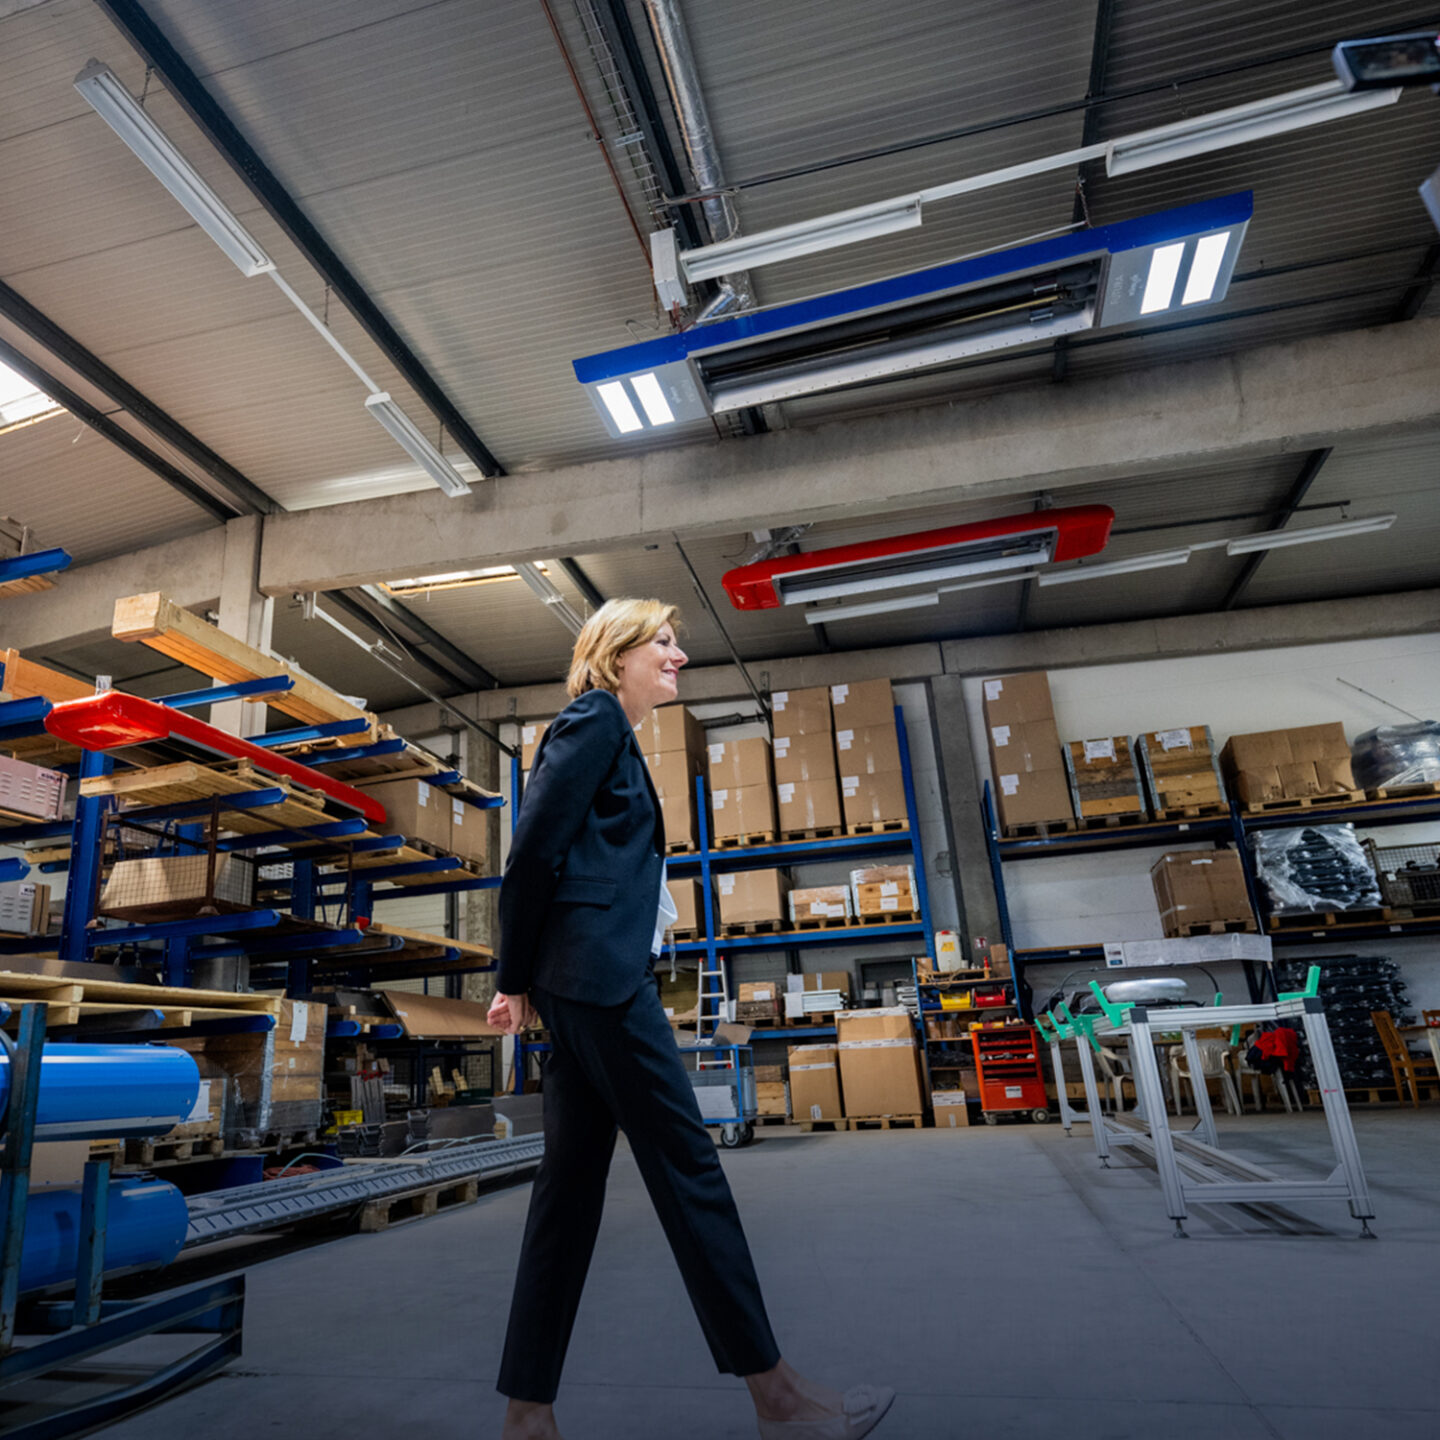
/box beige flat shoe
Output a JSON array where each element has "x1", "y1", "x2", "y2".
[{"x1": 757, "y1": 1384, "x2": 895, "y2": 1440}]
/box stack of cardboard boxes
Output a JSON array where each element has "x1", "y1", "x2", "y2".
[
  {"x1": 707, "y1": 736, "x2": 776, "y2": 844},
  {"x1": 715, "y1": 868, "x2": 789, "y2": 931},
  {"x1": 355, "y1": 775, "x2": 488, "y2": 868},
  {"x1": 771, "y1": 687, "x2": 843, "y2": 838},
  {"x1": 1220, "y1": 724, "x2": 1357, "y2": 806},
  {"x1": 736, "y1": 981, "x2": 783, "y2": 1024},
  {"x1": 754, "y1": 1064, "x2": 789, "y2": 1118},
  {"x1": 1062, "y1": 736, "x2": 1147, "y2": 822},
  {"x1": 637, "y1": 703, "x2": 707, "y2": 851},
  {"x1": 835, "y1": 1008, "x2": 925, "y2": 1119},
  {"x1": 787, "y1": 1044, "x2": 843, "y2": 1122},
  {"x1": 519, "y1": 721, "x2": 550, "y2": 776},
  {"x1": 850, "y1": 864, "x2": 916, "y2": 920},
  {"x1": 666, "y1": 876, "x2": 706, "y2": 940},
  {"x1": 1136, "y1": 725, "x2": 1227, "y2": 815},
  {"x1": 1150, "y1": 851, "x2": 1255, "y2": 936},
  {"x1": 982, "y1": 672, "x2": 1073, "y2": 833},
  {"x1": 833, "y1": 679, "x2": 907, "y2": 830}
]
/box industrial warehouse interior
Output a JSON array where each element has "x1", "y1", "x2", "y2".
[{"x1": 1, "y1": 2, "x2": 1439, "y2": 1438}]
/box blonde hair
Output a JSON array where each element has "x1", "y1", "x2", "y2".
[{"x1": 567, "y1": 598, "x2": 681, "y2": 698}]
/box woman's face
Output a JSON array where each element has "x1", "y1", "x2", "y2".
[{"x1": 616, "y1": 623, "x2": 687, "y2": 713}]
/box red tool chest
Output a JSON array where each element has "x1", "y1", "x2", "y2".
[{"x1": 970, "y1": 1023, "x2": 1050, "y2": 1124}]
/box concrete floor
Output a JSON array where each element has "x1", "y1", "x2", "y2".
[{"x1": 74, "y1": 1109, "x2": 1440, "y2": 1438}]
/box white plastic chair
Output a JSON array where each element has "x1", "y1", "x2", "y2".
[{"x1": 1169, "y1": 1038, "x2": 1242, "y2": 1117}]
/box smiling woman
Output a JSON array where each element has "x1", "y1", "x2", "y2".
[{"x1": 0, "y1": 360, "x2": 61, "y2": 434}]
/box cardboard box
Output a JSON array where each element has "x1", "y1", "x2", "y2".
[
  {"x1": 1063, "y1": 736, "x2": 1146, "y2": 820},
  {"x1": 1221, "y1": 723, "x2": 1356, "y2": 805},
  {"x1": 646, "y1": 748, "x2": 703, "y2": 801},
  {"x1": 830, "y1": 678, "x2": 895, "y2": 729},
  {"x1": 519, "y1": 720, "x2": 551, "y2": 771},
  {"x1": 932, "y1": 1091, "x2": 971, "y2": 1128},
  {"x1": 981, "y1": 671, "x2": 1055, "y2": 728},
  {"x1": 737, "y1": 980, "x2": 782, "y2": 1023},
  {"x1": 772, "y1": 731, "x2": 838, "y2": 785},
  {"x1": 840, "y1": 770, "x2": 907, "y2": 829},
  {"x1": 739, "y1": 981, "x2": 782, "y2": 1004},
  {"x1": 836, "y1": 1009, "x2": 925, "y2": 1117},
  {"x1": 770, "y1": 687, "x2": 833, "y2": 738},
  {"x1": 633, "y1": 703, "x2": 705, "y2": 760},
  {"x1": 789, "y1": 886, "x2": 852, "y2": 923},
  {"x1": 786, "y1": 970, "x2": 853, "y2": 1003},
  {"x1": 0, "y1": 754, "x2": 66, "y2": 822},
  {"x1": 992, "y1": 766, "x2": 1075, "y2": 831},
  {"x1": 97, "y1": 855, "x2": 252, "y2": 921},
  {"x1": 1151, "y1": 851, "x2": 1254, "y2": 936},
  {"x1": 755, "y1": 1081, "x2": 789, "y2": 1117},
  {"x1": 987, "y1": 943, "x2": 1012, "y2": 978},
  {"x1": 357, "y1": 776, "x2": 453, "y2": 850},
  {"x1": 659, "y1": 791, "x2": 699, "y2": 852},
  {"x1": 716, "y1": 868, "x2": 790, "y2": 927},
  {"x1": 668, "y1": 876, "x2": 705, "y2": 937},
  {"x1": 850, "y1": 865, "x2": 914, "y2": 909},
  {"x1": 1137, "y1": 727, "x2": 1227, "y2": 811},
  {"x1": 835, "y1": 722, "x2": 901, "y2": 776},
  {"x1": 988, "y1": 716, "x2": 1064, "y2": 774},
  {"x1": 788, "y1": 1045, "x2": 843, "y2": 1121},
  {"x1": 777, "y1": 775, "x2": 843, "y2": 835},
  {"x1": 710, "y1": 782, "x2": 776, "y2": 840},
  {"x1": 447, "y1": 794, "x2": 489, "y2": 867},
  {"x1": 0, "y1": 880, "x2": 49, "y2": 936},
  {"x1": 707, "y1": 736, "x2": 773, "y2": 791}
]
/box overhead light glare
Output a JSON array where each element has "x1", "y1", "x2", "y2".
[
  {"x1": 363, "y1": 393, "x2": 472, "y2": 498},
  {"x1": 1182, "y1": 232, "x2": 1231, "y2": 305},
  {"x1": 1140, "y1": 244, "x2": 1185, "y2": 315},
  {"x1": 74, "y1": 60, "x2": 275, "y2": 279},
  {"x1": 631, "y1": 373, "x2": 676, "y2": 426},
  {"x1": 1224, "y1": 514, "x2": 1396, "y2": 554},
  {"x1": 1036, "y1": 550, "x2": 1192, "y2": 587},
  {"x1": 597, "y1": 381, "x2": 643, "y2": 434},
  {"x1": 381, "y1": 564, "x2": 541, "y2": 596}
]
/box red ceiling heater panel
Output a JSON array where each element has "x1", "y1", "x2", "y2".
[{"x1": 722, "y1": 505, "x2": 1115, "y2": 611}]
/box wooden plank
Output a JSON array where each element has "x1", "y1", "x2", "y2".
[
  {"x1": 0, "y1": 649, "x2": 93, "y2": 703},
  {"x1": 0, "y1": 575, "x2": 55, "y2": 601},
  {"x1": 0, "y1": 969, "x2": 280, "y2": 1013},
  {"x1": 366, "y1": 923, "x2": 494, "y2": 960},
  {"x1": 112, "y1": 592, "x2": 375, "y2": 732}
]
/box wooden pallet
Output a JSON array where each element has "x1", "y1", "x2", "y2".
[
  {"x1": 358, "y1": 1177, "x2": 481, "y2": 1232},
  {"x1": 1167, "y1": 918, "x2": 1260, "y2": 938},
  {"x1": 790, "y1": 914, "x2": 854, "y2": 932},
  {"x1": 123, "y1": 1135, "x2": 226, "y2": 1167},
  {"x1": 0, "y1": 970, "x2": 279, "y2": 1029},
  {"x1": 1366, "y1": 780, "x2": 1440, "y2": 802},
  {"x1": 779, "y1": 825, "x2": 846, "y2": 843},
  {"x1": 753, "y1": 1114, "x2": 791, "y2": 1127},
  {"x1": 1001, "y1": 819, "x2": 1079, "y2": 839},
  {"x1": 340, "y1": 837, "x2": 483, "y2": 886},
  {"x1": 665, "y1": 839, "x2": 700, "y2": 855},
  {"x1": 846, "y1": 819, "x2": 908, "y2": 837},
  {"x1": 713, "y1": 830, "x2": 778, "y2": 850},
  {"x1": 854, "y1": 910, "x2": 920, "y2": 927},
  {"x1": 1076, "y1": 810, "x2": 1149, "y2": 830},
  {"x1": 1151, "y1": 802, "x2": 1230, "y2": 821},
  {"x1": 842, "y1": 1114, "x2": 924, "y2": 1131},
  {"x1": 797, "y1": 1120, "x2": 841, "y2": 1133},
  {"x1": 1240, "y1": 790, "x2": 1364, "y2": 815},
  {"x1": 720, "y1": 918, "x2": 786, "y2": 936},
  {"x1": 1267, "y1": 908, "x2": 1394, "y2": 932},
  {"x1": 668, "y1": 925, "x2": 703, "y2": 943}
]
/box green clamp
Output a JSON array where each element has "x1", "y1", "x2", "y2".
[
  {"x1": 1278, "y1": 964, "x2": 1321, "y2": 1004},
  {"x1": 1087, "y1": 979, "x2": 1135, "y2": 1028},
  {"x1": 1034, "y1": 1013, "x2": 1060, "y2": 1044},
  {"x1": 1058, "y1": 1000, "x2": 1102, "y2": 1054}
]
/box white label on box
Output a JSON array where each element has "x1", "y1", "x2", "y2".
[
  {"x1": 831, "y1": 684, "x2": 848, "y2": 703},
  {"x1": 932, "y1": 1091, "x2": 966, "y2": 1106},
  {"x1": 712, "y1": 789, "x2": 729, "y2": 806},
  {"x1": 288, "y1": 1057, "x2": 297, "y2": 1070},
  {"x1": 1158, "y1": 728, "x2": 1192, "y2": 751},
  {"x1": 984, "y1": 679, "x2": 1004, "y2": 701},
  {"x1": 417, "y1": 782, "x2": 429, "y2": 807},
  {"x1": 785, "y1": 993, "x2": 804, "y2": 1018},
  {"x1": 836, "y1": 729, "x2": 854, "y2": 749},
  {"x1": 837, "y1": 1038, "x2": 914, "y2": 1050},
  {"x1": 773, "y1": 691, "x2": 789, "y2": 709},
  {"x1": 289, "y1": 1001, "x2": 310, "y2": 1044},
  {"x1": 810, "y1": 1103, "x2": 823, "y2": 1119},
  {"x1": 775, "y1": 736, "x2": 791, "y2": 756},
  {"x1": 1000, "y1": 774, "x2": 1020, "y2": 796},
  {"x1": 880, "y1": 882, "x2": 899, "y2": 896},
  {"x1": 708, "y1": 742, "x2": 725, "y2": 764},
  {"x1": 664, "y1": 1007, "x2": 674, "y2": 1018},
  {"x1": 1083, "y1": 738, "x2": 1116, "y2": 762},
  {"x1": 991, "y1": 724, "x2": 1011, "y2": 747},
  {"x1": 842, "y1": 781, "x2": 858, "y2": 797},
  {"x1": 186, "y1": 1079, "x2": 212, "y2": 1123},
  {"x1": 522, "y1": 725, "x2": 537, "y2": 743},
  {"x1": 827, "y1": 903, "x2": 845, "y2": 917},
  {"x1": 452, "y1": 798, "x2": 464, "y2": 822},
  {"x1": 778, "y1": 783, "x2": 795, "y2": 801},
  {"x1": 1005, "y1": 1085, "x2": 1023, "y2": 1098},
  {"x1": 752, "y1": 985, "x2": 773, "y2": 1001},
  {"x1": 792, "y1": 1063, "x2": 836, "y2": 1073},
  {"x1": 719, "y1": 874, "x2": 736, "y2": 894},
  {"x1": 809, "y1": 901, "x2": 829, "y2": 915},
  {"x1": 1191, "y1": 857, "x2": 1213, "y2": 865}
]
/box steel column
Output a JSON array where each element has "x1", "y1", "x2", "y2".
[{"x1": 60, "y1": 751, "x2": 112, "y2": 963}]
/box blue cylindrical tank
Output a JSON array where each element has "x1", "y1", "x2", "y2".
[
  {"x1": 0, "y1": 1044, "x2": 200, "y2": 1141},
  {"x1": 19, "y1": 1179, "x2": 189, "y2": 1293}
]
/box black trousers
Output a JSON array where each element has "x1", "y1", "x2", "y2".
[{"x1": 496, "y1": 974, "x2": 781, "y2": 1403}]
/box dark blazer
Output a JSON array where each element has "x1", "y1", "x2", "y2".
[{"x1": 497, "y1": 687, "x2": 666, "y2": 1006}]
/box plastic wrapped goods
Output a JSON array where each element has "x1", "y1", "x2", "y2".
[
  {"x1": 1249, "y1": 824, "x2": 1382, "y2": 914},
  {"x1": 1350, "y1": 723, "x2": 1440, "y2": 790}
]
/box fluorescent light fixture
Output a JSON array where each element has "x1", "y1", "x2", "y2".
[
  {"x1": 597, "y1": 381, "x2": 643, "y2": 434},
  {"x1": 74, "y1": 61, "x2": 275, "y2": 279},
  {"x1": 363, "y1": 393, "x2": 472, "y2": 498},
  {"x1": 381, "y1": 565, "x2": 540, "y2": 596},
  {"x1": 1036, "y1": 550, "x2": 1192, "y2": 587},
  {"x1": 516, "y1": 561, "x2": 586, "y2": 635},
  {"x1": 631, "y1": 372, "x2": 675, "y2": 426},
  {"x1": 681, "y1": 198, "x2": 923, "y2": 283},
  {"x1": 1182, "y1": 232, "x2": 1230, "y2": 305},
  {"x1": 1106, "y1": 80, "x2": 1400, "y2": 176},
  {"x1": 782, "y1": 540, "x2": 1050, "y2": 605},
  {"x1": 803, "y1": 567, "x2": 1040, "y2": 624},
  {"x1": 1140, "y1": 243, "x2": 1185, "y2": 315},
  {"x1": 1224, "y1": 514, "x2": 1396, "y2": 554}
]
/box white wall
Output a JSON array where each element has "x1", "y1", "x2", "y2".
[{"x1": 961, "y1": 631, "x2": 1440, "y2": 1013}]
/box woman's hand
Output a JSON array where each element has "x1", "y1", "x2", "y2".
[{"x1": 488, "y1": 991, "x2": 537, "y2": 1036}]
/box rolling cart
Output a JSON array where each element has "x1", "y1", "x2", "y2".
[
  {"x1": 678, "y1": 1042, "x2": 756, "y2": 1148},
  {"x1": 971, "y1": 1022, "x2": 1050, "y2": 1124}
]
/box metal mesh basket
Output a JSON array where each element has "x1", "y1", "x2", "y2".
[
  {"x1": 1365, "y1": 841, "x2": 1440, "y2": 908},
  {"x1": 96, "y1": 819, "x2": 256, "y2": 921}
]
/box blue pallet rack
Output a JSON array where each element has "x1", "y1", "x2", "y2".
[
  {"x1": 980, "y1": 779, "x2": 1440, "y2": 1017},
  {"x1": 666, "y1": 704, "x2": 936, "y2": 1042}
]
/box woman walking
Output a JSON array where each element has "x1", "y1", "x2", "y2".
[{"x1": 490, "y1": 598, "x2": 894, "y2": 1440}]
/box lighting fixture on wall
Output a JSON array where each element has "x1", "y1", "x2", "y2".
[
  {"x1": 74, "y1": 61, "x2": 275, "y2": 278},
  {"x1": 380, "y1": 564, "x2": 544, "y2": 596},
  {"x1": 577, "y1": 193, "x2": 1251, "y2": 431},
  {"x1": 1223, "y1": 513, "x2": 1396, "y2": 554},
  {"x1": 363, "y1": 395, "x2": 471, "y2": 498},
  {"x1": 1034, "y1": 550, "x2": 1192, "y2": 586}
]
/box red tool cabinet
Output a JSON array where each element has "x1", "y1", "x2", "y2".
[{"x1": 970, "y1": 1023, "x2": 1051, "y2": 1125}]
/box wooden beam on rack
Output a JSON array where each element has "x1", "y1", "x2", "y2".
[
  {"x1": 0, "y1": 649, "x2": 93, "y2": 704},
  {"x1": 111, "y1": 592, "x2": 376, "y2": 734}
]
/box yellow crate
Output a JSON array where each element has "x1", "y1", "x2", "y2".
[{"x1": 333, "y1": 1109, "x2": 364, "y2": 1127}]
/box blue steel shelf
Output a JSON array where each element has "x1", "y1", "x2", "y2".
[
  {"x1": 0, "y1": 546, "x2": 71, "y2": 585},
  {"x1": 673, "y1": 922, "x2": 925, "y2": 956},
  {"x1": 747, "y1": 1025, "x2": 836, "y2": 1041},
  {"x1": 666, "y1": 830, "x2": 915, "y2": 874}
]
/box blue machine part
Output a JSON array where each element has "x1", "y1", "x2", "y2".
[
  {"x1": 574, "y1": 191, "x2": 1252, "y2": 432},
  {"x1": 19, "y1": 1179, "x2": 188, "y2": 1293},
  {"x1": 0, "y1": 1044, "x2": 200, "y2": 1141}
]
